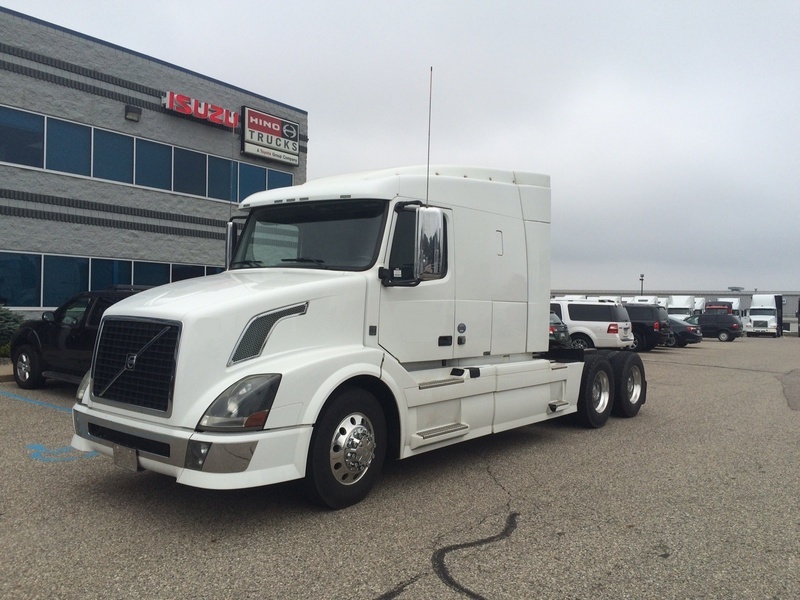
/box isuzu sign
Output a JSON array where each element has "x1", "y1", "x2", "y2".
[
  {"x1": 242, "y1": 106, "x2": 300, "y2": 165},
  {"x1": 162, "y1": 91, "x2": 239, "y2": 128}
]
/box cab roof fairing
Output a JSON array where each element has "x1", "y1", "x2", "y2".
[{"x1": 239, "y1": 165, "x2": 550, "y2": 209}]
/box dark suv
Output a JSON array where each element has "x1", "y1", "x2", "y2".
[
  {"x1": 623, "y1": 303, "x2": 671, "y2": 351},
  {"x1": 11, "y1": 286, "x2": 147, "y2": 388},
  {"x1": 685, "y1": 313, "x2": 743, "y2": 342}
]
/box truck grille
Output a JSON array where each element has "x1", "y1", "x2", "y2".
[
  {"x1": 753, "y1": 320, "x2": 769, "y2": 328},
  {"x1": 92, "y1": 318, "x2": 181, "y2": 414}
]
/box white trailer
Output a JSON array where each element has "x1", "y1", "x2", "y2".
[
  {"x1": 693, "y1": 297, "x2": 706, "y2": 315},
  {"x1": 667, "y1": 295, "x2": 695, "y2": 321},
  {"x1": 71, "y1": 166, "x2": 647, "y2": 508},
  {"x1": 717, "y1": 297, "x2": 742, "y2": 317}
]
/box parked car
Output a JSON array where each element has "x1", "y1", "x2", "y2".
[
  {"x1": 622, "y1": 303, "x2": 671, "y2": 351},
  {"x1": 11, "y1": 286, "x2": 148, "y2": 388},
  {"x1": 550, "y1": 299, "x2": 633, "y2": 349},
  {"x1": 665, "y1": 317, "x2": 703, "y2": 347},
  {"x1": 684, "y1": 313, "x2": 743, "y2": 342},
  {"x1": 548, "y1": 311, "x2": 571, "y2": 349}
]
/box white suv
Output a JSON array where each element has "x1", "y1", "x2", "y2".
[{"x1": 550, "y1": 298, "x2": 634, "y2": 349}]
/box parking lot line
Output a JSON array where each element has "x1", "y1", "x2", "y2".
[{"x1": 0, "y1": 388, "x2": 72, "y2": 414}]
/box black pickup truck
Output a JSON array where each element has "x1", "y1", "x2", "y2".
[{"x1": 11, "y1": 286, "x2": 147, "y2": 388}]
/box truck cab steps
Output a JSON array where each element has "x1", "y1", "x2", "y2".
[{"x1": 410, "y1": 422, "x2": 470, "y2": 449}]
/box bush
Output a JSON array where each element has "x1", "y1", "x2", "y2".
[
  {"x1": 0, "y1": 342, "x2": 9, "y2": 359},
  {"x1": 0, "y1": 306, "x2": 24, "y2": 349}
]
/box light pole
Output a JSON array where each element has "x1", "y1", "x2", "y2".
[{"x1": 639, "y1": 273, "x2": 644, "y2": 295}]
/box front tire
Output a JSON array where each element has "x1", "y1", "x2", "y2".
[
  {"x1": 718, "y1": 330, "x2": 731, "y2": 342},
  {"x1": 13, "y1": 345, "x2": 45, "y2": 389},
  {"x1": 577, "y1": 355, "x2": 614, "y2": 428},
  {"x1": 305, "y1": 388, "x2": 386, "y2": 509},
  {"x1": 611, "y1": 352, "x2": 646, "y2": 418}
]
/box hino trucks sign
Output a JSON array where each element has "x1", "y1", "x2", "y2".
[{"x1": 242, "y1": 107, "x2": 300, "y2": 165}]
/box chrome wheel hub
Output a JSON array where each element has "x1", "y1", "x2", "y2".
[
  {"x1": 329, "y1": 412, "x2": 376, "y2": 485},
  {"x1": 16, "y1": 354, "x2": 31, "y2": 381}
]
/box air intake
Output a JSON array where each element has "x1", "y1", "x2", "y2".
[{"x1": 230, "y1": 303, "x2": 307, "y2": 364}]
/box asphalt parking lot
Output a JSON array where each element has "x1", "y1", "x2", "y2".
[{"x1": 2, "y1": 336, "x2": 799, "y2": 600}]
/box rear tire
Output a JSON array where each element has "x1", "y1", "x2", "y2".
[
  {"x1": 718, "y1": 330, "x2": 731, "y2": 342},
  {"x1": 305, "y1": 388, "x2": 386, "y2": 510},
  {"x1": 577, "y1": 355, "x2": 614, "y2": 428},
  {"x1": 571, "y1": 334, "x2": 593, "y2": 350},
  {"x1": 611, "y1": 352, "x2": 646, "y2": 418},
  {"x1": 631, "y1": 331, "x2": 650, "y2": 352},
  {"x1": 13, "y1": 345, "x2": 45, "y2": 389}
]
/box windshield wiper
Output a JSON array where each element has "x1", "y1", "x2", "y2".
[
  {"x1": 230, "y1": 260, "x2": 264, "y2": 268},
  {"x1": 281, "y1": 257, "x2": 327, "y2": 267}
]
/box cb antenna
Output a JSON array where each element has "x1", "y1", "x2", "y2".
[{"x1": 426, "y1": 66, "x2": 433, "y2": 205}]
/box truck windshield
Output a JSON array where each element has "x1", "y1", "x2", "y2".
[
  {"x1": 231, "y1": 199, "x2": 389, "y2": 271},
  {"x1": 749, "y1": 308, "x2": 776, "y2": 316}
]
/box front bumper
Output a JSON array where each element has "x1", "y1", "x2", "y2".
[{"x1": 71, "y1": 404, "x2": 312, "y2": 489}]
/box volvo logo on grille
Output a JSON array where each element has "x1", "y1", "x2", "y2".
[{"x1": 125, "y1": 353, "x2": 137, "y2": 370}]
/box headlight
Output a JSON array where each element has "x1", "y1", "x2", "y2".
[{"x1": 197, "y1": 374, "x2": 281, "y2": 432}]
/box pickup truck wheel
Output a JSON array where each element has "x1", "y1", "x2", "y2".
[
  {"x1": 306, "y1": 388, "x2": 386, "y2": 510},
  {"x1": 13, "y1": 345, "x2": 45, "y2": 389},
  {"x1": 611, "y1": 352, "x2": 646, "y2": 418},
  {"x1": 718, "y1": 330, "x2": 731, "y2": 342},
  {"x1": 570, "y1": 334, "x2": 593, "y2": 350},
  {"x1": 577, "y1": 355, "x2": 614, "y2": 428}
]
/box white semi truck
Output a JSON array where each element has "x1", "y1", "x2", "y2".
[
  {"x1": 667, "y1": 295, "x2": 695, "y2": 321},
  {"x1": 745, "y1": 294, "x2": 782, "y2": 337},
  {"x1": 71, "y1": 166, "x2": 647, "y2": 508}
]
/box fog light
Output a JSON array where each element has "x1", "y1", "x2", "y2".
[{"x1": 185, "y1": 440, "x2": 212, "y2": 471}]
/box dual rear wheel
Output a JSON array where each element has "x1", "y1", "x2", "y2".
[{"x1": 577, "y1": 351, "x2": 646, "y2": 428}]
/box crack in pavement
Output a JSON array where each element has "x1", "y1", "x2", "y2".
[{"x1": 431, "y1": 511, "x2": 520, "y2": 599}]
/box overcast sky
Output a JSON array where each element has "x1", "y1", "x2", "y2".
[{"x1": 3, "y1": 0, "x2": 798, "y2": 292}]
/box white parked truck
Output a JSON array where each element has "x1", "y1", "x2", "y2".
[
  {"x1": 71, "y1": 166, "x2": 647, "y2": 508},
  {"x1": 667, "y1": 295, "x2": 695, "y2": 321},
  {"x1": 745, "y1": 294, "x2": 782, "y2": 337}
]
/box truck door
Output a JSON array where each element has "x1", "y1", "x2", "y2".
[{"x1": 378, "y1": 207, "x2": 455, "y2": 363}]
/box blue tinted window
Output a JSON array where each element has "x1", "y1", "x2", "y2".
[
  {"x1": 268, "y1": 169, "x2": 293, "y2": 190},
  {"x1": 208, "y1": 156, "x2": 238, "y2": 201},
  {"x1": 46, "y1": 118, "x2": 91, "y2": 176},
  {"x1": 91, "y1": 259, "x2": 132, "y2": 290},
  {"x1": 172, "y1": 264, "x2": 205, "y2": 281},
  {"x1": 43, "y1": 255, "x2": 89, "y2": 306},
  {"x1": 134, "y1": 262, "x2": 170, "y2": 286},
  {"x1": 206, "y1": 266, "x2": 225, "y2": 275},
  {"x1": 174, "y1": 148, "x2": 207, "y2": 196},
  {"x1": 0, "y1": 106, "x2": 44, "y2": 168},
  {"x1": 93, "y1": 130, "x2": 133, "y2": 183},
  {"x1": 135, "y1": 139, "x2": 172, "y2": 190},
  {"x1": 0, "y1": 252, "x2": 42, "y2": 307},
  {"x1": 239, "y1": 163, "x2": 266, "y2": 202}
]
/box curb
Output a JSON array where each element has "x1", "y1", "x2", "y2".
[{"x1": 0, "y1": 359, "x2": 14, "y2": 383}]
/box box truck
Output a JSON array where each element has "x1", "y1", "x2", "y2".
[{"x1": 71, "y1": 166, "x2": 647, "y2": 508}]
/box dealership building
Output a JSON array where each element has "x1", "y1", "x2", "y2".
[{"x1": 0, "y1": 7, "x2": 308, "y2": 311}]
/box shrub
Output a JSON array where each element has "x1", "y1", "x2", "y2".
[{"x1": 0, "y1": 306, "x2": 24, "y2": 349}]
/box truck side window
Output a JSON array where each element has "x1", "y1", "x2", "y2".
[{"x1": 387, "y1": 210, "x2": 416, "y2": 281}]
